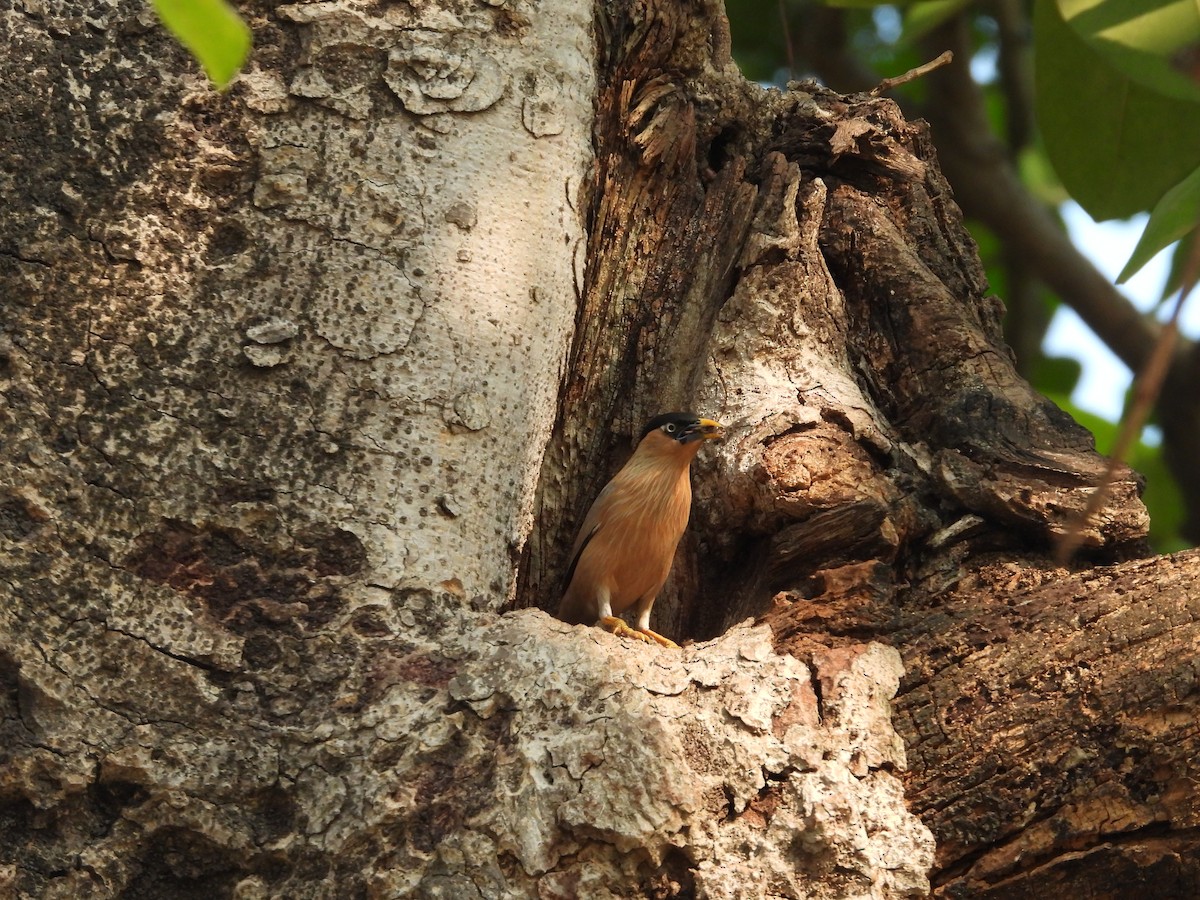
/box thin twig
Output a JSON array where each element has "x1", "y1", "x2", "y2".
[
  {"x1": 870, "y1": 50, "x2": 955, "y2": 96},
  {"x1": 1055, "y1": 230, "x2": 1200, "y2": 564}
]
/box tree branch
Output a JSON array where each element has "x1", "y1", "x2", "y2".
[
  {"x1": 920, "y1": 16, "x2": 1164, "y2": 375},
  {"x1": 990, "y1": 0, "x2": 1036, "y2": 153},
  {"x1": 869, "y1": 51, "x2": 954, "y2": 96},
  {"x1": 890, "y1": 550, "x2": 1200, "y2": 894}
]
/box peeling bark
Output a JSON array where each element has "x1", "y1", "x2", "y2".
[
  {"x1": 520, "y1": 1, "x2": 1145, "y2": 642},
  {"x1": 759, "y1": 547, "x2": 1200, "y2": 898},
  {"x1": 894, "y1": 551, "x2": 1200, "y2": 897},
  {"x1": 2, "y1": 0, "x2": 1195, "y2": 898}
]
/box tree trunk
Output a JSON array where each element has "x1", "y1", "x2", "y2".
[
  {"x1": 891, "y1": 551, "x2": 1200, "y2": 897},
  {"x1": 2, "y1": 1, "x2": 1196, "y2": 899}
]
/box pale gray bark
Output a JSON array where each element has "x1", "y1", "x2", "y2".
[{"x1": 1, "y1": 1, "x2": 1192, "y2": 899}]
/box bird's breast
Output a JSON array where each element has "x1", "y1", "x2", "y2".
[{"x1": 579, "y1": 464, "x2": 692, "y2": 612}]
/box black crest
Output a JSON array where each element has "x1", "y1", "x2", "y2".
[{"x1": 639, "y1": 412, "x2": 699, "y2": 440}]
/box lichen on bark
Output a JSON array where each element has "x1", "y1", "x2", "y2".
[{"x1": 3, "y1": 0, "x2": 1193, "y2": 898}]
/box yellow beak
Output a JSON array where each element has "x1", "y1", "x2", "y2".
[{"x1": 696, "y1": 418, "x2": 725, "y2": 440}]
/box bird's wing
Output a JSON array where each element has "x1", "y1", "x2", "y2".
[
  {"x1": 561, "y1": 481, "x2": 615, "y2": 593},
  {"x1": 561, "y1": 521, "x2": 600, "y2": 595}
]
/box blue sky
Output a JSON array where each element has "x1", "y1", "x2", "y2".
[{"x1": 1044, "y1": 206, "x2": 1190, "y2": 423}]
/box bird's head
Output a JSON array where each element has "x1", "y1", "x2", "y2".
[{"x1": 637, "y1": 412, "x2": 725, "y2": 454}]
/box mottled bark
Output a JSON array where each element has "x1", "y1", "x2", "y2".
[
  {"x1": 513, "y1": 0, "x2": 1194, "y2": 895},
  {"x1": 2, "y1": 0, "x2": 597, "y2": 894},
  {"x1": 2, "y1": 0, "x2": 1195, "y2": 898}
]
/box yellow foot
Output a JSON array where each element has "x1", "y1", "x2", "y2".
[{"x1": 598, "y1": 616, "x2": 680, "y2": 650}]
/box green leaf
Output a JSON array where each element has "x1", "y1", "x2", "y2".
[
  {"x1": 152, "y1": 0, "x2": 251, "y2": 89},
  {"x1": 900, "y1": 0, "x2": 973, "y2": 46},
  {"x1": 1057, "y1": 0, "x2": 1200, "y2": 103},
  {"x1": 1117, "y1": 165, "x2": 1200, "y2": 282},
  {"x1": 1161, "y1": 232, "x2": 1193, "y2": 299},
  {"x1": 1035, "y1": 0, "x2": 1200, "y2": 220},
  {"x1": 1032, "y1": 355, "x2": 1084, "y2": 397}
]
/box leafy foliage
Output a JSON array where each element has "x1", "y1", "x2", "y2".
[
  {"x1": 1035, "y1": 0, "x2": 1200, "y2": 228},
  {"x1": 152, "y1": 0, "x2": 251, "y2": 89},
  {"x1": 1120, "y1": 167, "x2": 1200, "y2": 284},
  {"x1": 1058, "y1": 0, "x2": 1200, "y2": 104}
]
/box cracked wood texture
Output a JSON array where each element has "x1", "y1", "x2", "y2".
[
  {"x1": 519, "y1": 4, "x2": 1146, "y2": 640},
  {"x1": 2, "y1": 0, "x2": 1195, "y2": 899},
  {"x1": 890, "y1": 551, "x2": 1200, "y2": 897}
]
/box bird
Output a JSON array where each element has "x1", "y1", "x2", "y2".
[{"x1": 557, "y1": 412, "x2": 725, "y2": 648}]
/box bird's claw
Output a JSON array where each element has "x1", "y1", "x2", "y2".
[
  {"x1": 599, "y1": 616, "x2": 680, "y2": 650},
  {"x1": 639, "y1": 628, "x2": 681, "y2": 649}
]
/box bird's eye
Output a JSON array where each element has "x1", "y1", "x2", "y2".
[{"x1": 664, "y1": 423, "x2": 677, "y2": 434}]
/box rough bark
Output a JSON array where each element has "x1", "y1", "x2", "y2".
[
  {"x1": 784, "y1": 3, "x2": 1200, "y2": 546},
  {"x1": 893, "y1": 550, "x2": 1200, "y2": 897},
  {"x1": 4, "y1": 0, "x2": 592, "y2": 604},
  {"x1": 760, "y1": 547, "x2": 1200, "y2": 898},
  {"x1": 521, "y1": 0, "x2": 1145, "y2": 633},
  {"x1": 3, "y1": 0, "x2": 1197, "y2": 899}
]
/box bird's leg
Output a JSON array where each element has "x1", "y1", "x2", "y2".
[
  {"x1": 632, "y1": 598, "x2": 681, "y2": 650},
  {"x1": 598, "y1": 615, "x2": 655, "y2": 643}
]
